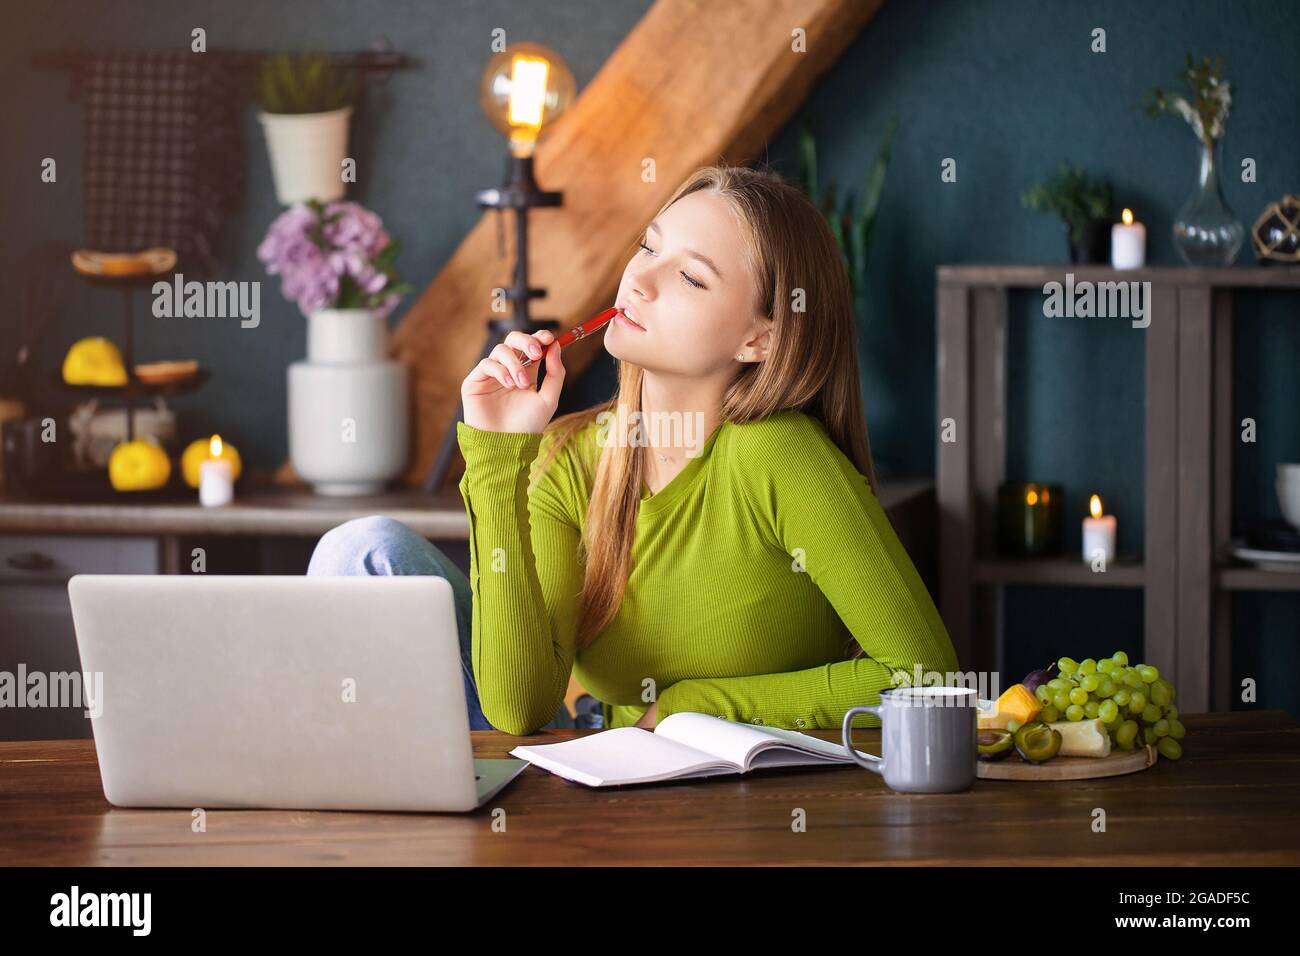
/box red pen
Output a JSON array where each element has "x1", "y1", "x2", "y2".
[{"x1": 517, "y1": 306, "x2": 620, "y2": 369}]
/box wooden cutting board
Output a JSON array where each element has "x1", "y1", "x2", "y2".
[{"x1": 977, "y1": 744, "x2": 1157, "y2": 781}]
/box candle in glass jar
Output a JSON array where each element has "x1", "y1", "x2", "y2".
[
  {"x1": 997, "y1": 481, "x2": 1063, "y2": 557},
  {"x1": 1082, "y1": 494, "x2": 1117, "y2": 565},
  {"x1": 1110, "y1": 208, "x2": 1146, "y2": 270},
  {"x1": 199, "y1": 435, "x2": 234, "y2": 507}
]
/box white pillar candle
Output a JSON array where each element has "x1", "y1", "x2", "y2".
[
  {"x1": 1111, "y1": 208, "x2": 1146, "y2": 270},
  {"x1": 1082, "y1": 494, "x2": 1116, "y2": 565},
  {"x1": 199, "y1": 438, "x2": 234, "y2": 508}
]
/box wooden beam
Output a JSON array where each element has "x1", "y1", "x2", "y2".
[{"x1": 388, "y1": 0, "x2": 885, "y2": 485}]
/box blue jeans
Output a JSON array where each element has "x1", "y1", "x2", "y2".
[{"x1": 306, "y1": 514, "x2": 575, "y2": 732}]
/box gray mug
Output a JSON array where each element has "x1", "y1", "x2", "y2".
[{"x1": 841, "y1": 686, "x2": 978, "y2": 793}]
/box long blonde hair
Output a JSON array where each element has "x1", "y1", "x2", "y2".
[{"x1": 535, "y1": 164, "x2": 879, "y2": 656}]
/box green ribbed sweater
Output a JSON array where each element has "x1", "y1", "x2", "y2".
[{"x1": 456, "y1": 409, "x2": 959, "y2": 736}]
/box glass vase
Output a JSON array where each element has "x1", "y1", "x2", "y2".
[{"x1": 1173, "y1": 140, "x2": 1244, "y2": 267}]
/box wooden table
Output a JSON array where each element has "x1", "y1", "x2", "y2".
[{"x1": 2, "y1": 711, "x2": 1297, "y2": 866}]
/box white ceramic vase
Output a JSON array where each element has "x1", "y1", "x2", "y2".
[
  {"x1": 288, "y1": 308, "x2": 409, "y2": 496},
  {"x1": 257, "y1": 107, "x2": 352, "y2": 205}
]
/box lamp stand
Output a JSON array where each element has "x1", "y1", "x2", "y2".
[{"x1": 424, "y1": 153, "x2": 563, "y2": 494}]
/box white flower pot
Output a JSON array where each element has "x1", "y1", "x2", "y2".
[
  {"x1": 257, "y1": 107, "x2": 352, "y2": 206},
  {"x1": 288, "y1": 308, "x2": 409, "y2": 496}
]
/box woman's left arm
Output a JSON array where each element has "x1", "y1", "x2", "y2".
[{"x1": 654, "y1": 412, "x2": 961, "y2": 728}]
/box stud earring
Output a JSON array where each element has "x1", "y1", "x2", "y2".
[{"x1": 736, "y1": 353, "x2": 744, "y2": 361}]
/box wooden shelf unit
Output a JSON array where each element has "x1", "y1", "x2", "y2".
[
  {"x1": 1215, "y1": 567, "x2": 1300, "y2": 592},
  {"x1": 936, "y1": 264, "x2": 1300, "y2": 713},
  {"x1": 973, "y1": 555, "x2": 1145, "y2": 588}
]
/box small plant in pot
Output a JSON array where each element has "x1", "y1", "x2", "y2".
[
  {"x1": 1021, "y1": 162, "x2": 1113, "y2": 264},
  {"x1": 256, "y1": 52, "x2": 358, "y2": 206}
]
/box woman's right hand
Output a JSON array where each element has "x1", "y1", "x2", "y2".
[{"x1": 461, "y1": 329, "x2": 566, "y2": 434}]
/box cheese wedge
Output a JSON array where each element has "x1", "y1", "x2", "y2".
[
  {"x1": 996, "y1": 684, "x2": 1043, "y2": 725},
  {"x1": 976, "y1": 684, "x2": 1043, "y2": 731},
  {"x1": 1046, "y1": 718, "x2": 1112, "y2": 758}
]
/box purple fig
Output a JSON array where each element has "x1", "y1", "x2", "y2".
[{"x1": 1022, "y1": 662, "x2": 1058, "y2": 693}]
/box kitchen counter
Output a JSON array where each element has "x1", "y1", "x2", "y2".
[
  {"x1": 0, "y1": 487, "x2": 472, "y2": 539},
  {"x1": 0, "y1": 478, "x2": 937, "y2": 541}
]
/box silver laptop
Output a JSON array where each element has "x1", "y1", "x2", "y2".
[{"x1": 67, "y1": 574, "x2": 527, "y2": 812}]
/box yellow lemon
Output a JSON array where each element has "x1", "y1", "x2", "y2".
[
  {"x1": 181, "y1": 436, "x2": 242, "y2": 489},
  {"x1": 108, "y1": 438, "x2": 171, "y2": 492},
  {"x1": 63, "y1": 337, "x2": 128, "y2": 386}
]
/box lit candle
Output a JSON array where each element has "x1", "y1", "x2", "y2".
[
  {"x1": 1110, "y1": 208, "x2": 1146, "y2": 270},
  {"x1": 1082, "y1": 494, "x2": 1117, "y2": 565},
  {"x1": 199, "y1": 435, "x2": 234, "y2": 507}
]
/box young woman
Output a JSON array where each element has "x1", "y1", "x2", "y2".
[{"x1": 308, "y1": 163, "x2": 959, "y2": 735}]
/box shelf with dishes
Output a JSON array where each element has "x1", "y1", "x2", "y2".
[
  {"x1": 52, "y1": 363, "x2": 210, "y2": 399},
  {"x1": 3, "y1": 247, "x2": 237, "y2": 502},
  {"x1": 63, "y1": 247, "x2": 211, "y2": 440},
  {"x1": 1215, "y1": 470, "x2": 1300, "y2": 589}
]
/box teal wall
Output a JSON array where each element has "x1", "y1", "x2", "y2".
[
  {"x1": 3, "y1": 1, "x2": 1296, "y2": 711},
  {"x1": 761, "y1": 0, "x2": 1297, "y2": 710}
]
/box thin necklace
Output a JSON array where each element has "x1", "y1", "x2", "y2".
[{"x1": 647, "y1": 443, "x2": 681, "y2": 465}]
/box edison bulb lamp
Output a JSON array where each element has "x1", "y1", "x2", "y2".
[
  {"x1": 427, "y1": 42, "x2": 570, "y2": 495},
  {"x1": 479, "y1": 42, "x2": 575, "y2": 157}
]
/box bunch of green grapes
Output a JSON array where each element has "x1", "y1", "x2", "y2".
[{"x1": 1031, "y1": 651, "x2": 1186, "y2": 760}]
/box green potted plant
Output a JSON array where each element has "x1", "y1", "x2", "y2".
[
  {"x1": 798, "y1": 114, "x2": 897, "y2": 317},
  {"x1": 1021, "y1": 162, "x2": 1113, "y2": 263},
  {"x1": 255, "y1": 53, "x2": 358, "y2": 206},
  {"x1": 796, "y1": 115, "x2": 898, "y2": 470}
]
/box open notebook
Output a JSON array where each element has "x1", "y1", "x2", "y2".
[{"x1": 509, "y1": 711, "x2": 871, "y2": 787}]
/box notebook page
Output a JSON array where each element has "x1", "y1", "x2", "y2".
[
  {"x1": 654, "y1": 712, "x2": 798, "y2": 766},
  {"x1": 656, "y1": 713, "x2": 872, "y2": 768},
  {"x1": 510, "y1": 727, "x2": 737, "y2": 787},
  {"x1": 747, "y1": 724, "x2": 866, "y2": 761}
]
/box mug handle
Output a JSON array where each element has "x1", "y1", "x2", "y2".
[{"x1": 842, "y1": 705, "x2": 884, "y2": 775}]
